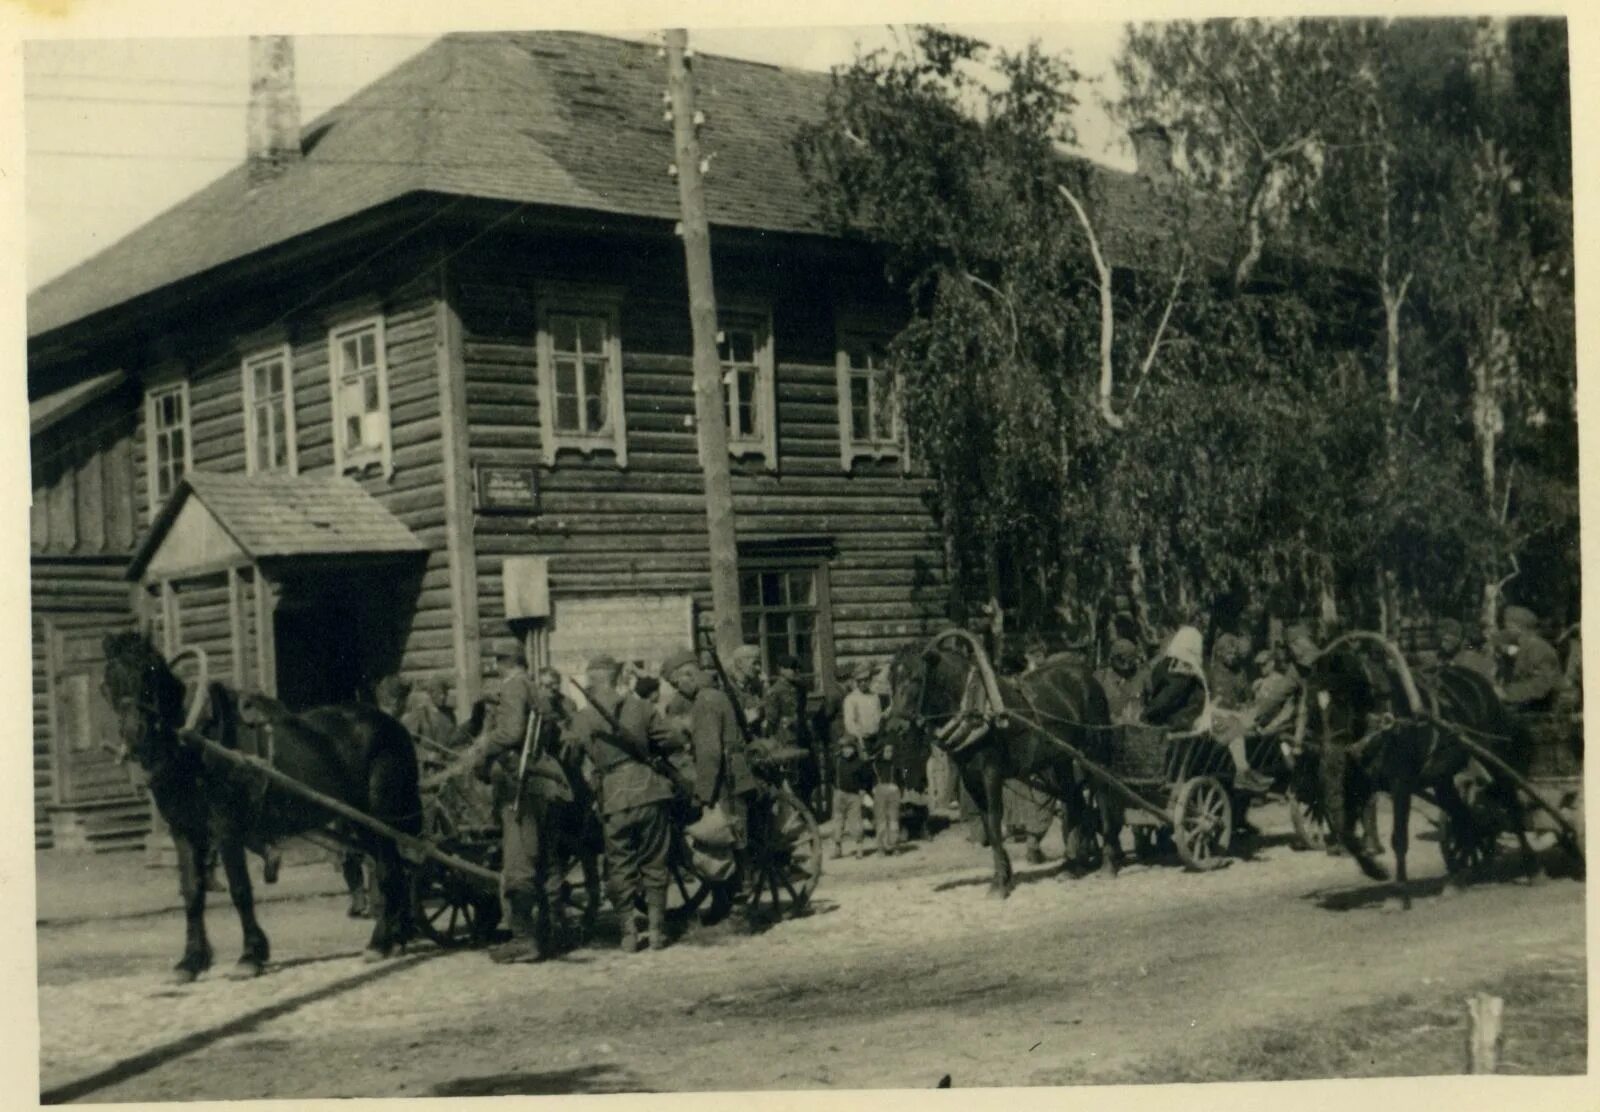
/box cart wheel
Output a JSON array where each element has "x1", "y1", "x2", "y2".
[
  {"x1": 410, "y1": 867, "x2": 500, "y2": 949},
  {"x1": 1172, "y1": 776, "x2": 1232, "y2": 871},
  {"x1": 1286, "y1": 785, "x2": 1328, "y2": 851},
  {"x1": 1439, "y1": 815, "x2": 1497, "y2": 877},
  {"x1": 746, "y1": 784, "x2": 824, "y2": 920}
]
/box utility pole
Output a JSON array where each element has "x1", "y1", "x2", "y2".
[{"x1": 665, "y1": 29, "x2": 743, "y2": 659}]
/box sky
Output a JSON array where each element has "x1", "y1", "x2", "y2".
[{"x1": 22, "y1": 24, "x2": 1133, "y2": 291}]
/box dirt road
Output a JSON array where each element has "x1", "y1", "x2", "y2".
[{"x1": 37, "y1": 803, "x2": 1586, "y2": 1102}]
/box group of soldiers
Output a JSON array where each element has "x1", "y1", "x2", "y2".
[{"x1": 464, "y1": 643, "x2": 793, "y2": 963}]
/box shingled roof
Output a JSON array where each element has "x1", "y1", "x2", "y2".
[
  {"x1": 127, "y1": 470, "x2": 425, "y2": 580},
  {"x1": 30, "y1": 30, "x2": 1188, "y2": 342}
]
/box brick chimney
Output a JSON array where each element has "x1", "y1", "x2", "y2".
[
  {"x1": 246, "y1": 36, "x2": 301, "y2": 189},
  {"x1": 1129, "y1": 121, "x2": 1174, "y2": 182}
]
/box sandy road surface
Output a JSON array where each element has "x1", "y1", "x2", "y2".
[{"x1": 37, "y1": 803, "x2": 1586, "y2": 1102}]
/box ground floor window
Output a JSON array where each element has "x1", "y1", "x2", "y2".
[{"x1": 736, "y1": 547, "x2": 835, "y2": 685}]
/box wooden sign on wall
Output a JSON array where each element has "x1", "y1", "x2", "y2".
[{"x1": 475, "y1": 464, "x2": 539, "y2": 514}]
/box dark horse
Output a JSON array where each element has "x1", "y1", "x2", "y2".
[
  {"x1": 103, "y1": 633, "x2": 422, "y2": 981},
  {"x1": 1305, "y1": 635, "x2": 1537, "y2": 909},
  {"x1": 885, "y1": 632, "x2": 1117, "y2": 896}
]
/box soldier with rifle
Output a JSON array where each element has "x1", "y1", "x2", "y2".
[
  {"x1": 473, "y1": 644, "x2": 571, "y2": 963},
  {"x1": 663, "y1": 646, "x2": 759, "y2": 922},
  {"x1": 566, "y1": 656, "x2": 687, "y2": 953}
]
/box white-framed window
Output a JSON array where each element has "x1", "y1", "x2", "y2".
[
  {"x1": 328, "y1": 317, "x2": 392, "y2": 476},
  {"x1": 242, "y1": 344, "x2": 297, "y2": 475},
  {"x1": 836, "y1": 325, "x2": 909, "y2": 471},
  {"x1": 536, "y1": 286, "x2": 626, "y2": 467},
  {"x1": 143, "y1": 379, "x2": 191, "y2": 518},
  {"x1": 718, "y1": 307, "x2": 776, "y2": 469}
]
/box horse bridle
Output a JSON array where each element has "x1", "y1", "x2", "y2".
[{"x1": 102, "y1": 646, "x2": 211, "y2": 764}]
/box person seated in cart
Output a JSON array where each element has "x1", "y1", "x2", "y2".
[
  {"x1": 1095, "y1": 637, "x2": 1146, "y2": 725},
  {"x1": 1495, "y1": 605, "x2": 1563, "y2": 713},
  {"x1": 1207, "y1": 633, "x2": 1253, "y2": 712},
  {"x1": 401, "y1": 676, "x2": 457, "y2": 749},
  {"x1": 1211, "y1": 624, "x2": 1322, "y2": 794},
  {"x1": 1146, "y1": 625, "x2": 1276, "y2": 794}
]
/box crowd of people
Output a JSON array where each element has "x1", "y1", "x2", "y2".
[{"x1": 343, "y1": 599, "x2": 1578, "y2": 960}]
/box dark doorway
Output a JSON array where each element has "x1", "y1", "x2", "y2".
[{"x1": 274, "y1": 600, "x2": 364, "y2": 710}]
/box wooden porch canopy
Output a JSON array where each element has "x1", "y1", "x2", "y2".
[{"x1": 126, "y1": 471, "x2": 426, "y2": 695}]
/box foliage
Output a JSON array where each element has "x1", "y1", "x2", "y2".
[{"x1": 795, "y1": 19, "x2": 1577, "y2": 646}]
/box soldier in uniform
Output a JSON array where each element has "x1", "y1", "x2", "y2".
[
  {"x1": 473, "y1": 645, "x2": 573, "y2": 963},
  {"x1": 401, "y1": 675, "x2": 457, "y2": 748},
  {"x1": 1496, "y1": 605, "x2": 1563, "y2": 713},
  {"x1": 727, "y1": 644, "x2": 767, "y2": 733},
  {"x1": 566, "y1": 656, "x2": 681, "y2": 953},
  {"x1": 663, "y1": 647, "x2": 758, "y2": 917}
]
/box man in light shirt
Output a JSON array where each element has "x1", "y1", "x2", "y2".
[{"x1": 834, "y1": 665, "x2": 882, "y2": 858}]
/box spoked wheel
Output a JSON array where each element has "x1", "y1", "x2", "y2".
[
  {"x1": 410, "y1": 866, "x2": 501, "y2": 949},
  {"x1": 1439, "y1": 814, "x2": 1499, "y2": 878},
  {"x1": 1286, "y1": 784, "x2": 1328, "y2": 851},
  {"x1": 745, "y1": 784, "x2": 824, "y2": 920},
  {"x1": 1172, "y1": 776, "x2": 1233, "y2": 871}
]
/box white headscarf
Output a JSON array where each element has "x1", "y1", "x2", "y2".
[
  {"x1": 1161, "y1": 626, "x2": 1212, "y2": 734},
  {"x1": 1164, "y1": 626, "x2": 1207, "y2": 677}
]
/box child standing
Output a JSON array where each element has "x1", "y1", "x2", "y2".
[{"x1": 835, "y1": 665, "x2": 880, "y2": 858}]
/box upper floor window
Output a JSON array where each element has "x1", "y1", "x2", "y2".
[
  {"x1": 718, "y1": 308, "x2": 776, "y2": 470},
  {"x1": 536, "y1": 286, "x2": 626, "y2": 467},
  {"x1": 836, "y1": 325, "x2": 908, "y2": 471},
  {"x1": 144, "y1": 381, "x2": 191, "y2": 517},
  {"x1": 242, "y1": 345, "x2": 297, "y2": 475},
  {"x1": 328, "y1": 317, "x2": 391, "y2": 476}
]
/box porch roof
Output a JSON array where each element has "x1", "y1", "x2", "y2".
[{"x1": 127, "y1": 470, "x2": 426, "y2": 581}]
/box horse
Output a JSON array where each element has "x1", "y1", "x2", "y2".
[
  {"x1": 884, "y1": 632, "x2": 1118, "y2": 896},
  {"x1": 1304, "y1": 634, "x2": 1537, "y2": 909},
  {"x1": 102, "y1": 632, "x2": 422, "y2": 981}
]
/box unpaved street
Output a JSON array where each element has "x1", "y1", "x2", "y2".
[{"x1": 38, "y1": 803, "x2": 1586, "y2": 1102}]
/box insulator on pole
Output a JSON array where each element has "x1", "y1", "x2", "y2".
[
  {"x1": 664, "y1": 110, "x2": 674, "y2": 122},
  {"x1": 661, "y1": 90, "x2": 671, "y2": 105},
  {"x1": 699, "y1": 157, "x2": 710, "y2": 174},
  {"x1": 674, "y1": 221, "x2": 684, "y2": 236},
  {"x1": 693, "y1": 109, "x2": 706, "y2": 126},
  {"x1": 668, "y1": 163, "x2": 678, "y2": 178}
]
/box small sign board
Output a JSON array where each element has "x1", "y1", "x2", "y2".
[{"x1": 475, "y1": 464, "x2": 539, "y2": 514}]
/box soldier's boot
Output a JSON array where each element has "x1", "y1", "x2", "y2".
[
  {"x1": 645, "y1": 894, "x2": 669, "y2": 951},
  {"x1": 489, "y1": 892, "x2": 544, "y2": 964},
  {"x1": 1024, "y1": 834, "x2": 1046, "y2": 865}
]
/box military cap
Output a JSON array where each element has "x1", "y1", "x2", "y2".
[
  {"x1": 1503, "y1": 606, "x2": 1538, "y2": 632},
  {"x1": 775, "y1": 653, "x2": 801, "y2": 672},
  {"x1": 585, "y1": 654, "x2": 622, "y2": 676},
  {"x1": 732, "y1": 644, "x2": 762, "y2": 664},
  {"x1": 661, "y1": 648, "x2": 700, "y2": 676},
  {"x1": 1436, "y1": 618, "x2": 1462, "y2": 638},
  {"x1": 1110, "y1": 637, "x2": 1138, "y2": 660}
]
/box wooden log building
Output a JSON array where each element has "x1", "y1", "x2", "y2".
[{"x1": 27, "y1": 32, "x2": 1161, "y2": 851}]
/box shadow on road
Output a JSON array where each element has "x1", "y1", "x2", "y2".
[
  {"x1": 431, "y1": 1063, "x2": 648, "y2": 1097},
  {"x1": 40, "y1": 952, "x2": 438, "y2": 1105}
]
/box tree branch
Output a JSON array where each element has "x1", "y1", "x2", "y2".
[
  {"x1": 963, "y1": 271, "x2": 1020, "y2": 357},
  {"x1": 1057, "y1": 183, "x2": 1122, "y2": 430},
  {"x1": 1180, "y1": 37, "x2": 1267, "y2": 158},
  {"x1": 1129, "y1": 253, "x2": 1187, "y2": 408}
]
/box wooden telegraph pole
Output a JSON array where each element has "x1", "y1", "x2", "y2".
[{"x1": 665, "y1": 29, "x2": 743, "y2": 658}]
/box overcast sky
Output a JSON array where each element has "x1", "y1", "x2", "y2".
[{"x1": 23, "y1": 24, "x2": 1133, "y2": 291}]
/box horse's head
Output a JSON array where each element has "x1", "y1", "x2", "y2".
[
  {"x1": 1304, "y1": 637, "x2": 1415, "y2": 753},
  {"x1": 101, "y1": 634, "x2": 209, "y2": 771},
  {"x1": 881, "y1": 640, "x2": 977, "y2": 755}
]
